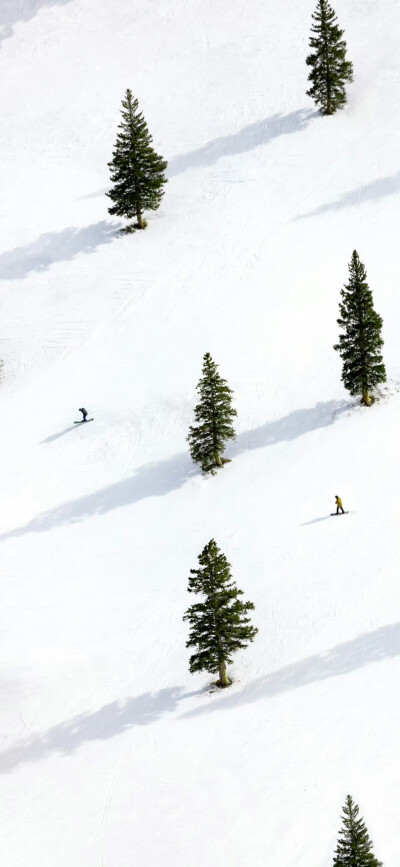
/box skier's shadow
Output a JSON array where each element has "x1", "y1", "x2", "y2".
[
  {"x1": 40, "y1": 426, "x2": 77, "y2": 444},
  {"x1": 301, "y1": 515, "x2": 333, "y2": 526}
]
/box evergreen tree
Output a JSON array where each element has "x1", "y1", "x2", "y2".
[
  {"x1": 187, "y1": 353, "x2": 237, "y2": 474},
  {"x1": 183, "y1": 540, "x2": 258, "y2": 687},
  {"x1": 107, "y1": 89, "x2": 167, "y2": 231},
  {"x1": 306, "y1": 0, "x2": 353, "y2": 115},
  {"x1": 334, "y1": 251, "x2": 386, "y2": 406},
  {"x1": 332, "y1": 795, "x2": 383, "y2": 866}
]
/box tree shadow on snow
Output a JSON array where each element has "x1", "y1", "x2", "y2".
[
  {"x1": 0, "y1": 221, "x2": 119, "y2": 280},
  {"x1": 181, "y1": 622, "x2": 400, "y2": 720},
  {"x1": 0, "y1": 0, "x2": 72, "y2": 47},
  {"x1": 230, "y1": 399, "x2": 349, "y2": 457},
  {"x1": 0, "y1": 400, "x2": 350, "y2": 541},
  {"x1": 0, "y1": 686, "x2": 203, "y2": 773},
  {"x1": 167, "y1": 109, "x2": 315, "y2": 177},
  {"x1": 0, "y1": 453, "x2": 197, "y2": 540},
  {"x1": 295, "y1": 170, "x2": 400, "y2": 221},
  {"x1": 1, "y1": 623, "x2": 399, "y2": 771},
  {"x1": 81, "y1": 109, "x2": 315, "y2": 197}
]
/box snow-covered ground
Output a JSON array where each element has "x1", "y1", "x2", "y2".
[{"x1": 1, "y1": 1, "x2": 399, "y2": 864}]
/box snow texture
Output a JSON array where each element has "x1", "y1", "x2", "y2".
[{"x1": 0, "y1": 1, "x2": 399, "y2": 865}]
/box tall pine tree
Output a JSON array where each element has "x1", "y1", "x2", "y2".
[
  {"x1": 107, "y1": 89, "x2": 167, "y2": 231},
  {"x1": 187, "y1": 353, "x2": 237, "y2": 474},
  {"x1": 332, "y1": 795, "x2": 383, "y2": 867},
  {"x1": 306, "y1": 0, "x2": 353, "y2": 115},
  {"x1": 183, "y1": 540, "x2": 258, "y2": 688},
  {"x1": 334, "y1": 251, "x2": 386, "y2": 406}
]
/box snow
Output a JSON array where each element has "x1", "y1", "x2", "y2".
[{"x1": 0, "y1": 1, "x2": 399, "y2": 864}]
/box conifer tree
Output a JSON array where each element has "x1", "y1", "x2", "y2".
[
  {"x1": 107, "y1": 89, "x2": 167, "y2": 231},
  {"x1": 187, "y1": 353, "x2": 237, "y2": 474},
  {"x1": 334, "y1": 251, "x2": 386, "y2": 406},
  {"x1": 306, "y1": 0, "x2": 353, "y2": 115},
  {"x1": 332, "y1": 795, "x2": 383, "y2": 866},
  {"x1": 183, "y1": 540, "x2": 258, "y2": 688}
]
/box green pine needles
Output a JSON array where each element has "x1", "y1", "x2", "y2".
[
  {"x1": 334, "y1": 251, "x2": 386, "y2": 406},
  {"x1": 107, "y1": 89, "x2": 168, "y2": 232},
  {"x1": 183, "y1": 540, "x2": 258, "y2": 688},
  {"x1": 332, "y1": 795, "x2": 383, "y2": 866},
  {"x1": 187, "y1": 353, "x2": 237, "y2": 474},
  {"x1": 306, "y1": 0, "x2": 353, "y2": 115}
]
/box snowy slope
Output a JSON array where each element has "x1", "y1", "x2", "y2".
[{"x1": 1, "y1": 1, "x2": 400, "y2": 864}]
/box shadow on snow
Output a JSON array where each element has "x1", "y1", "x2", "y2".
[
  {"x1": 182, "y1": 622, "x2": 400, "y2": 719},
  {"x1": 295, "y1": 170, "x2": 400, "y2": 221},
  {"x1": 230, "y1": 399, "x2": 349, "y2": 457},
  {"x1": 81, "y1": 109, "x2": 315, "y2": 197},
  {"x1": 0, "y1": 687, "x2": 200, "y2": 773},
  {"x1": 301, "y1": 515, "x2": 334, "y2": 526},
  {"x1": 1, "y1": 400, "x2": 350, "y2": 541},
  {"x1": 1, "y1": 623, "x2": 399, "y2": 771},
  {"x1": 40, "y1": 426, "x2": 78, "y2": 444},
  {"x1": 167, "y1": 109, "x2": 315, "y2": 177},
  {"x1": 0, "y1": 221, "x2": 119, "y2": 280},
  {"x1": 0, "y1": 0, "x2": 72, "y2": 47}
]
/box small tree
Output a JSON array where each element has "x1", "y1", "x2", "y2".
[
  {"x1": 333, "y1": 795, "x2": 383, "y2": 866},
  {"x1": 107, "y1": 89, "x2": 167, "y2": 231},
  {"x1": 187, "y1": 353, "x2": 237, "y2": 474},
  {"x1": 183, "y1": 540, "x2": 258, "y2": 687},
  {"x1": 306, "y1": 0, "x2": 353, "y2": 115},
  {"x1": 334, "y1": 251, "x2": 386, "y2": 406}
]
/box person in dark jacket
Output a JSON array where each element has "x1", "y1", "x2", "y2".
[{"x1": 79, "y1": 407, "x2": 88, "y2": 422}]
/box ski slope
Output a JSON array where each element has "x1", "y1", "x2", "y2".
[{"x1": 1, "y1": 1, "x2": 400, "y2": 864}]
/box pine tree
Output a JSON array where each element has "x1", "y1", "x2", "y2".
[
  {"x1": 306, "y1": 0, "x2": 353, "y2": 115},
  {"x1": 183, "y1": 540, "x2": 258, "y2": 687},
  {"x1": 332, "y1": 795, "x2": 383, "y2": 866},
  {"x1": 334, "y1": 251, "x2": 386, "y2": 406},
  {"x1": 107, "y1": 89, "x2": 167, "y2": 231},
  {"x1": 187, "y1": 353, "x2": 237, "y2": 474}
]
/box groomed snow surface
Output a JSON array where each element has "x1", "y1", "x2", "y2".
[{"x1": 1, "y1": 1, "x2": 399, "y2": 864}]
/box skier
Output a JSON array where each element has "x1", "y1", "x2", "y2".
[
  {"x1": 335, "y1": 495, "x2": 345, "y2": 515},
  {"x1": 78, "y1": 407, "x2": 88, "y2": 422}
]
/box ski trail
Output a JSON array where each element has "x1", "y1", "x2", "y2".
[{"x1": 100, "y1": 741, "x2": 131, "y2": 867}]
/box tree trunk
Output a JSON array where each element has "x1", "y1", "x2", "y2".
[
  {"x1": 326, "y1": 97, "x2": 332, "y2": 115},
  {"x1": 218, "y1": 660, "x2": 229, "y2": 687},
  {"x1": 136, "y1": 207, "x2": 144, "y2": 229},
  {"x1": 210, "y1": 384, "x2": 221, "y2": 468},
  {"x1": 362, "y1": 386, "x2": 371, "y2": 406}
]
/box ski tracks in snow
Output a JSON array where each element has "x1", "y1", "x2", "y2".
[{"x1": 99, "y1": 740, "x2": 131, "y2": 867}]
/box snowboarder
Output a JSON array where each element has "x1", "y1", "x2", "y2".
[
  {"x1": 335, "y1": 495, "x2": 345, "y2": 515},
  {"x1": 78, "y1": 407, "x2": 88, "y2": 422}
]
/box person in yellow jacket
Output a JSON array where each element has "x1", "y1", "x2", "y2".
[{"x1": 335, "y1": 495, "x2": 345, "y2": 515}]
